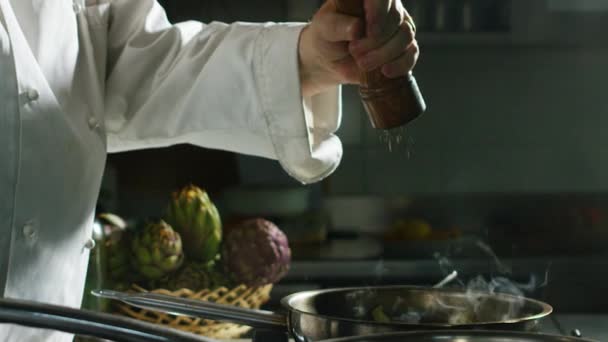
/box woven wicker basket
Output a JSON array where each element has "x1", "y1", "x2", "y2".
[{"x1": 113, "y1": 283, "x2": 274, "y2": 339}]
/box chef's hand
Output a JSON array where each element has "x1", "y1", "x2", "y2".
[{"x1": 298, "y1": 0, "x2": 419, "y2": 98}]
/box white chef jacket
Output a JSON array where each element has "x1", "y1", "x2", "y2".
[{"x1": 0, "y1": 0, "x2": 342, "y2": 340}]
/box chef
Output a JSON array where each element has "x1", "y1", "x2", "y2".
[{"x1": 0, "y1": 0, "x2": 418, "y2": 340}]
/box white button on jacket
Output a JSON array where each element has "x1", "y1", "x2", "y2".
[
  {"x1": 25, "y1": 88, "x2": 38, "y2": 102},
  {"x1": 0, "y1": 0, "x2": 342, "y2": 340}
]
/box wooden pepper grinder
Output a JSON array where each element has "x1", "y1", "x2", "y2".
[{"x1": 334, "y1": 0, "x2": 426, "y2": 130}]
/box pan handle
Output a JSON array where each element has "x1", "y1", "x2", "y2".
[
  {"x1": 93, "y1": 289, "x2": 289, "y2": 332},
  {"x1": 0, "y1": 297, "x2": 209, "y2": 342}
]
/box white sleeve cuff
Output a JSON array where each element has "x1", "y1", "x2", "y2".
[{"x1": 253, "y1": 23, "x2": 343, "y2": 185}]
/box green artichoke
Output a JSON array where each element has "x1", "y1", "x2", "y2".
[
  {"x1": 168, "y1": 260, "x2": 234, "y2": 291},
  {"x1": 131, "y1": 220, "x2": 184, "y2": 280},
  {"x1": 83, "y1": 213, "x2": 130, "y2": 312},
  {"x1": 165, "y1": 185, "x2": 222, "y2": 262},
  {"x1": 167, "y1": 262, "x2": 213, "y2": 291},
  {"x1": 104, "y1": 230, "x2": 131, "y2": 281},
  {"x1": 208, "y1": 268, "x2": 233, "y2": 289}
]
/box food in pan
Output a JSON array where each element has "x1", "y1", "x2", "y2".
[{"x1": 370, "y1": 303, "x2": 476, "y2": 325}]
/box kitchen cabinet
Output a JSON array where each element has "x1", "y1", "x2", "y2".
[
  {"x1": 413, "y1": 0, "x2": 608, "y2": 47},
  {"x1": 156, "y1": 0, "x2": 608, "y2": 48},
  {"x1": 330, "y1": 44, "x2": 608, "y2": 195},
  {"x1": 510, "y1": 0, "x2": 608, "y2": 47}
]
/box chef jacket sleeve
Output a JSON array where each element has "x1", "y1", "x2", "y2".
[{"x1": 103, "y1": 0, "x2": 343, "y2": 184}]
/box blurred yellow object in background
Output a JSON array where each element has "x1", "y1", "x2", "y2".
[{"x1": 384, "y1": 218, "x2": 433, "y2": 241}]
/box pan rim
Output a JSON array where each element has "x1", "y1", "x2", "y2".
[
  {"x1": 318, "y1": 330, "x2": 597, "y2": 342},
  {"x1": 280, "y1": 285, "x2": 553, "y2": 328}
]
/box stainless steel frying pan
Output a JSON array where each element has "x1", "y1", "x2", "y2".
[
  {"x1": 96, "y1": 285, "x2": 553, "y2": 342},
  {"x1": 0, "y1": 296, "x2": 589, "y2": 342},
  {"x1": 321, "y1": 331, "x2": 598, "y2": 342}
]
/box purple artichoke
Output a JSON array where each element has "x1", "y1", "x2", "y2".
[{"x1": 222, "y1": 219, "x2": 291, "y2": 287}]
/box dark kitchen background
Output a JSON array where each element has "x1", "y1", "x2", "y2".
[{"x1": 97, "y1": 0, "x2": 608, "y2": 318}]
